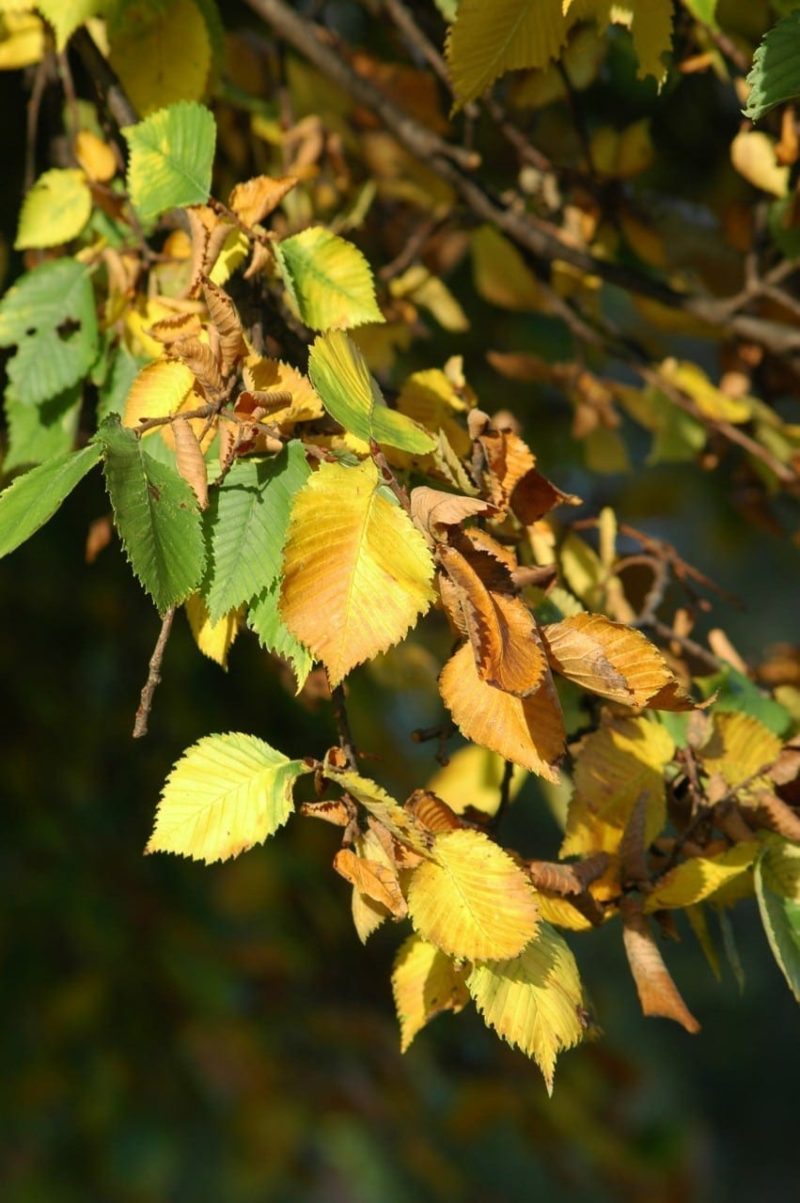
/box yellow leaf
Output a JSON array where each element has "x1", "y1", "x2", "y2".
[
  {"x1": 389, "y1": 265, "x2": 470, "y2": 333},
  {"x1": 122, "y1": 360, "x2": 195, "y2": 440},
  {"x1": 108, "y1": 0, "x2": 211, "y2": 116},
  {"x1": 440, "y1": 642, "x2": 565, "y2": 779},
  {"x1": 466, "y1": 923, "x2": 584, "y2": 1091},
  {"x1": 396, "y1": 368, "x2": 472, "y2": 460},
  {"x1": 280, "y1": 458, "x2": 435, "y2": 686},
  {"x1": 276, "y1": 226, "x2": 384, "y2": 331},
  {"x1": 242, "y1": 356, "x2": 323, "y2": 424},
  {"x1": 351, "y1": 886, "x2": 388, "y2": 944},
  {"x1": 471, "y1": 225, "x2": 541, "y2": 311},
  {"x1": 333, "y1": 848, "x2": 407, "y2": 917},
  {"x1": 562, "y1": 716, "x2": 674, "y2": 856},
  {"x1": 567, "y1": 0, "x2": 673, "y2": 85},
  {"x1": 428, "y1": 745, "x2": 527, "y2": 819},
  {"x1": 447, "y1": 0, "x2": 568, "y2": 107},
  {"x1": 731, "y1": 130, "x2": 789, "y2": 198},
  {"x1": 229, "y1": 174, "x2": 297, "y2": 227},
  {"x1": 660, "y1": 359, "x2": 752, "y2": 424},
  {"x1": 147, "y1": 732, "x2": 308, "y2": 864},
  {"x1": 534, "y1": 893, "x2": 597, "y2": 931},
  {"x1": 184, "y1": 594, "x2": 243, "y2": 669},
  {"x1": 75, "y1": 129, "x2": 117, "y2": 183},
  {"x1": 644, "y1": 843, "x2": 759, "y2": 912},
  {"x1": 323, "y1": 767, "x2": 432, "y2": 855},
  {"x1": 392, "y1": 934, "x2": 470, "y2": 1052},
  {"x1": 0, "y1": 11, "x2": 44, "y2": 70},
  {"x1": 698, "y1": 712, "x2": 782, "y2": 790},
  {"x1": 407, "y1": 827, "x2": 539, "y2": 960},
  {"x1": 15, "y1": 168, "x2": 91, "y2": 250},
  {"x1": 541, "y1": 612, "x2": 678, "y2": 708}
]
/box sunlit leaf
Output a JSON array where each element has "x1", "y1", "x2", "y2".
[
  {"x1": 15, "y1": 168, "x2": 91, "y2": 249},
  {"x1": 644, "y1": 843, "x2": 759, "y2": 913},
  {"x1": 147, "y1": 731, "x2": 308, "y2": 864},
  {"x1": 275, "y1": 227, "x2": 383, "y2": 331},
  {"x1": 185, "y1": 593, "x2": 242, "y2": 669},
  {"x1": 123, "y1": 101, "x2": 216, "y2": 221}
]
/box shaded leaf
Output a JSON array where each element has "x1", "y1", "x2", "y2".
[
  {"x1": 392, "y1": 934, "x2": 469, "y2": 1052},
  {"x1": 644, "y1": 843, "x2": 758, "y2": 913},
  {"x1": 0, "y1": 442, "x2": 100, "y2": 560},
  {"x1": 15, "y1": 168, "x2": 91, "y2": 249},
  {"x1": 184, "y1": 593, "x2": 242, "y2": 669}
]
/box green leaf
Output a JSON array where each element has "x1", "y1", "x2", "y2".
[
  {"x1": 695, "y1": 666, "x2": 792, "y2": 736},
  {"x1": 147, "y1": 731, "x2": 309, "y2": 864},
  {"x1": 99, "y1": 416, "x2": 205, "y2": 612},
  {"x1": 0, "y1": 443, "x2": 101, "y2": 560},
  {"x1": 15, "y1": 168, "x2": 92, "y2": 249},
  {"x1": 308, "y1": 331, "x2": 436, "y2": 454},
  {"x1": 755, "y1": 840, "x2": 800, "y2": 1002},
  {"x1": 203, "y1": 441, "x2": 310, "y2": 623},
  {"x1": 35, "y1": 0, "x2": 107, "y2": 50},
  {"x1": 744, "y1": 12, "x2": 800, "y2": 122},
  {"x1": 3, "y1": 385, "x2": 82, "y2": 471},
  {"x1": 275, "y1": 227, "x2": 384, "y2": 331},
  {"x1": 248, "y1": 580, "x2": 313, "y2": 692},
  {"x1": 682, "y1": 0, "x2": 718, "y2": 29},
  {"x1": 123, "y1": 101, "x2": 216, "y2": 221},
  {"x1": 0, "y1": 259, "x2": 99, "y2": 405}
]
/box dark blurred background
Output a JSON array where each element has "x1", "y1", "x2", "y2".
[{"x1": 2, "y1": 3, "x2": 800, "y2": 1200}]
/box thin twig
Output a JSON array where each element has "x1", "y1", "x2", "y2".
[
  {"x1": 491, "y1": 760, "x2": 515, "y2": 830},
  {"x1": 331, "y1": 682, "x2": 358, "y2": 769},
  {"x1": 132, "y1": 607, "x2": 176, "y2": 738},
  {"x1": 25, "y1": 54, "x2": 49, "y2": 193}
]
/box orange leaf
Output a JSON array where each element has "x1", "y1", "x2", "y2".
[
  {"x1": 621, "y1": 899, "x2": 700, "y2": 1033},
  {"x1": 440, "y1": 643, "x2": 565, "y2": 779},
  {"x1": 409, "y1": 486, "x2": 495, "y2": 541},
  {"x1": 229, "y1": 174, "x2": 298, "y2": 227},
  {"x1": 333, "y1": 848, "x2": 407, "y2": 918}
]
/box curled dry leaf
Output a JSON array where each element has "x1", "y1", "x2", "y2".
[
  {"x1": 621, "y1": 898, "x2": 700, "y2": 1033},
  {"x1": 333, "y1": 847, "x2": 407, "y2": 918},
  {"x1": 409, "y1": 486, "x2": 495, "y2": 541},
  {"x1": 147, "y1": 311, "x2": 204, "y2": 346},
  {"x1": 752, "y1": 790, "x2": 800, "y2": 841},
  {"x1": 404, "y1": 789, "x2": 465, "y2": 834},
  {"x1": 243, "y1": 356, "x2": 323, "y2": 423},
  {"x1": 541, "y1": 612, "x2": 687, "y2": 709},
  {"x1": 300, "y1": 798, "x2": 352, "y2": 827},
  {"x1": 229, "y1": 173, "x2": 298, "y2": 227},
  {"x1": 437, "y1": 541, "x2": 547, "y2": 697},
  {"x1": 440, "y1": 642, "x2": 565, "y2": 779},
  {"x1": 172, "y1": 416, "x2": 208, "y2": 510},
  {"x1": 201, "y1": 276, "x2": 246, "y2": 376}
]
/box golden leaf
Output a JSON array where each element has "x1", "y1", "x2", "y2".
[
  {"x1": 75, "y1": 129, "x2": 117, "y2": 183},
  {"x1": 324, "y1": 766, "x2": 432, "y2": 855},
  {"x1": 697, "y1": 712, "x2": 782, "y2": 791},
  {"x1": 229, "y1": 173, "x2": 298, "y2": 227},
  {"x1": 541, "y1": 612, "x2": 678, "y2": 708},
  {"x1": 333, "y1": 848, "x2": 407, "y2": 917},
  {"x1": 467, "y1": 923, "x2": 585, "y2": 1092},
  {"x1": 409, "y1": 487, "x2": 494, "y2": 542},
  {"x1": 447, "y1": 0, "x2": 567, "y2": 107},
  {"x1": 108, "y1": 0, "x2": 211, "y2": 116},
  {"x1": 280, "y1": 458, "x2": 435, "y2": 686},
  {"x1": 184, "y1": 594, "x2": 242, "y2": 669},
  {"x1": 122, "y1": 360, "x2": 195, "y2": 439},
  {"x1": 644, "y1": 843, "x2": 759, "y2": 913},
  {"x1": 427, "y1": 745, "x2": 527, "y2": 819},
  {"x1": 392, "y1": 934, "x2": 469, "y2": 1052},
  {"x1": 407, "y1": 827, "x2": 539, "y2": 960},
  {"x1": 440, "y1": 643, "x2": 565, "y2": 779}
]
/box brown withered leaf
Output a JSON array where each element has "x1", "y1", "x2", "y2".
[
  {"x1": 510, "y1": 469, "x2": 582, "y2": 525},
  {"x1": 300, "y1": 799, "x2": 352, "y2": 827},
  {"x1": 405, "y1": 789, "x2": 465, "y2": 834},
  {"x1": 541, "y1": 612, "x2": 691, "y2": 710},
  {"x1": 438, "y1": 542, "x2": 546, "y2": 697},
  {"x1": 440, "y1": 642, "x2": 565, "y2": 779},
  {"x1": 409, "y1": 487, "x2": 495, "y2": 542},
  {"x1": 460, "y1": 526, "x2": 518, "y2": 570},
  {"x1": 478, "y1": 424, "x2": 537, "y2": 512},
  {"x1": 148, "y1": 312, "x2": 203, "y2": 347},
  {"x1": 333, "y1": 848, "x2": 407, "y2": 918},
  {"x1": 170, "y1": 336, "x2": 224, "y2": 396},
  {"x1": 229, "y1": 174, "x2": 298, "y2": 227},
  {"x1": 184, "y1": 205, "x2": 237, "y2": 295},
  {"x1": 621, "y1": 898, "x2": 700, "y2": 1033},
  {"x1": 85, "y1": 514, "x2": 113, "y2": 564},
  {"x1": 751, "y1": 790, "x2": 800, "y2": 841},
  {"x1": 172, "y1": 417, "x2": 208, "y2": 510},
  {"x1": 769, "y1": 738, "x2": 800, "y2": 786},
  {"x1": 201, "y1": 277, "x2": 245, "y2": 376}
]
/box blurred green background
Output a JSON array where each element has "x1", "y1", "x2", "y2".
[{"x1": 2, "y1": 3, "x2": 800, "y2": 1199}]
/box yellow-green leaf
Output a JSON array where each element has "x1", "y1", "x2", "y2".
[
  {"x1": 447, "y1": 0, "x2": 567, "y2": 107},
  {"x1": 407, "y1": 827, "x2": 539, "y2": 960},
  {"x1": 147, "y1": 732, "x2": 308, "y2": 864},
  {"x1": 35, "y1": 0, "x2": 103, "y2": 50},
  {"x1": 644, "y1": 843, "x2": 759, "y2": 913},
  {"x1": 308, "y1": 330, "x2": 435, "y2": 454},
  {"x1": 276, "y1": 226, "x2": 383, "y2": 331},
  {"x1": 467, "y1": 923, "x2": 584, "y2": 1092},
  {"x1": 392, "y1": 934, "x2": 470, "y2": 1052},
  {"x1": 280, "y1": 458, "x2": 435, "y2": 685},
  {"x1": 698, "y1": 712, "x2": 782, "y2": 790},
  {"x1": 109, "y1": 0, "x2": 211, "y2": 115},
  {"x1": 15, "y1": 168, "x2": 91, "y2": 249}
]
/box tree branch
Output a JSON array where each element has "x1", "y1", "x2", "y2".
[{"x1": 133, "y1": 607, "x2": 176, "y2": 739}]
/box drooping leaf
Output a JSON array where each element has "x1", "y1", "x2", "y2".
[
  {"x1": 308, "y1": 330, "x2": 435, "y2": 454},
  {"x1": 621, "y1": 900, "x2": 701, "y2": 1033},
  {"x1": 333, "y1": 848, "x2": 407, "y2": 917},
  {"x1": 203, "y1": 441, "x2": 310, "y2": 623},
  {"x1": 275, "y1": 227, "x2": 384, "y2": 331},
  {"x1": 541, "y1": 612, "x2": 686, "y2": 709},
  {"x1": 184, "y1": 593, "x2": 242, "y2": 669},
  {"x1": 0, "y1": 442, "x2": 101, "y2": 560},
  {"x1": 644, "y1": 843, "x2": 759, "y2": 913},
  {"x1": 147, "y1": 732, "x2": 308, "y2": 864},
  {"x1": 99, "y1": 416, "x2": 205, "y2": 612},
  {"x1": 123, "y1": 101, "x2": 216, "y2": 221},
  {"x1": 392, "y1": 934, "x2": 469, "y2": 1052},
  {"x1": 466, "y1": 923, "x2": 585, "y2": 1092},
  {"x1": 247, "y1": 581, "x2": 313, "y2": 693},
  {"x1": 407, "y1": 827, "x2": 539, "y2": 960},
  {"x1": 109, "y1": 0, "x2": 212, "y2": 115},
  {"x1": 471, "y1": 225, "x2": 541, "y2": 310},
  {"x1": 745, "y1": 11, "x2": 800, "y2": 123},
  {"x1": 280, "y1": 458, "x2": 435, "y2": 686},
  {"x1": 0, "y1": 259, "x2": 98, "y2": 405},
  {"x1": 15, "y1": 168, "x2": 92, "y2": 249},
  {"x1": 440, "y1": 642, "x2": 565, "y2": 779},
  {"x1": 172, "y1": 417, "x2": 208, "y2": 509}
]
